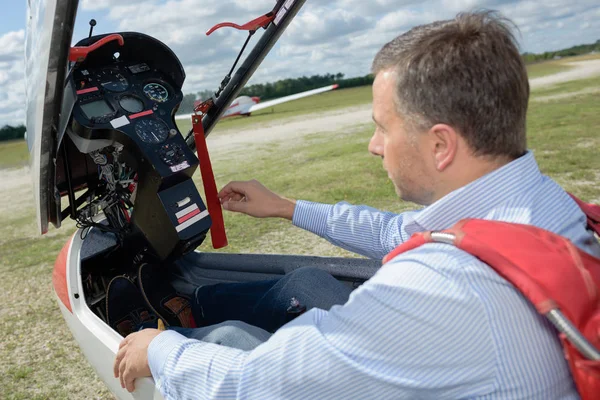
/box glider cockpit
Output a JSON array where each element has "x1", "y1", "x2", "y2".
[{"x1": 60, "y1": 32, "x2": 210, "y2": 262}]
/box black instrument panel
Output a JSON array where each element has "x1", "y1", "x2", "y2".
[
  {"x1": 70, "y1": 51, "x2": 194, "y2": 177},
  {"x1": 73, "y1": 62, "x2": 177, "y2": 133}
]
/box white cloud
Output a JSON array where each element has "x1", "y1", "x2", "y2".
[
  {"x1": 0, "y1": 31, "x2": 26, "y2": 125},
  {"x1": 0, "y1": 30, "x2": 25, "y2": 62},
  {"x1": 284, "y1": 7, "x2": 371, "y2": 45},
  {"x1": 376, "y1": 9, "x2": 435, "y2": 32},
  {"x1": 80, "y1": 0, "x2": 153, "y2": 11}
]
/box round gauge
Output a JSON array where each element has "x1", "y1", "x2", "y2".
[
  {"x1": 135, "y1": 119, "x2": 169, "y2": 144},
  {"x1": 119, "y1": 95, "x2": 144, "y2": 113},
  {"x1": 97, "y1": 70, "x2": 129, "y2": 92},
  {"x1": 143, "y1": 83, "x2": 169, "y2": 103}
]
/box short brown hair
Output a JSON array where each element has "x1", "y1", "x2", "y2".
[{"x1": 372, "y1": 11, "x2": 528, "y2": 159}]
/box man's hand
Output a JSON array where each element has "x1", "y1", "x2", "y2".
[
  {"x1": 218, "y1": 180, "x2": 296, "y2": 220},
  {"x1": 113, "y1": 329, "x2": 161, "y2": 393}
]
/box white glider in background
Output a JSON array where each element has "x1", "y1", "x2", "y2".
[{"x1": 176, "y1": 83, "x2": 339, "y2": 120}]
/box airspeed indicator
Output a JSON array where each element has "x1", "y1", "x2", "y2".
[{"x1": 143, "y1": 83, "x2": 169, "y2": 103}]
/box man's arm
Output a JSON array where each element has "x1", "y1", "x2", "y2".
[
  {"x1": 147, "y1": 250, "x2": 496, "y2": 399},
  {"x1": 218, "y1": 180, "x2": 417, "y2": 259},
  {"x1": 292, "y1": 200, "x2": 413, "y2": 259}
]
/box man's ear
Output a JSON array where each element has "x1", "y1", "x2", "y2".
[{"x1": 428, "y1": 123, "x2": 458, "y2": 171}]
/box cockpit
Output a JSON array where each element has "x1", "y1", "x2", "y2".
[{"x1": 58, "y1": 32, "x2": 211, "y2": 262}]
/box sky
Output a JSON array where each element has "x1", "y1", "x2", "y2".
[{"x1": 1, "y1": 0, "x2": 600, "y2": 126}]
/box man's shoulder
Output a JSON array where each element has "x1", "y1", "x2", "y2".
[{"x1": 380, "y1": 241, "x2": 494, "y2": 283}]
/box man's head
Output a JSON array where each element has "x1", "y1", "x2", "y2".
[{"x1": 369, "y1": 11, "x2": 529, "y2": 205}]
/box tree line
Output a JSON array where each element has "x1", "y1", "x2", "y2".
[
  {"x1": 522, "y1": 40, "x2": 600, "y2": 64},
  {"x1": 175, "y1": 72, "x2": 375, "y2": 114},
  {"x1": 0, "y1": 124, "x2": 26, "y2": 142}
]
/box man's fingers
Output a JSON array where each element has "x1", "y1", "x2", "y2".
[
  {"x1": 125, "y1": 371, "x2": 136, "y2": 393},
  {"x1": 114, "y1": 345, "x2": 127, "y2": 378},
  {"x1": 222, "y1": 199, "x2": 249, "y2": 214},
  {"x1": 218, "y1": 181, "x2": 247, "y2": 199},
  {"x1": 228, "y1": 193, "x2": 245, "y2": 202},
  {"x1": 220, "y1": 193, "x2": 243, "y2": 203},
  {"x1": 120, "y1": 359, "x2": 127, "y2": 389},
  {"x1": 118, "y1": 336, "x2": 129, "y2": 350}
]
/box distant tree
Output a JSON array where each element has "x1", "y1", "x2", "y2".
[
  {"x1": 197, "y1": 90, "x2": 214, "y2": 101},
  {"x1": 176, "y1": 93, "x2": 198, "y2": 115},
  {"x1": 521, "y1": 40, "x2": 600, "y2": 64},
  {"x1": 0, "y1": 124, "x2": 26, "y2": 142},
  {"x1": 238, "y1": 72, "x2": 374, "y2": 100}
]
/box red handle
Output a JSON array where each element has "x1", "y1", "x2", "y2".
[
  {"x1": 206, "y1": 13, "x2": 274, "y2": 36},
  {"x1": 69, "y1": 34, "x2": 125, "y2": 62},
  {"x1": 192, "y1": 116, "x2": 228, "y2": 249}
]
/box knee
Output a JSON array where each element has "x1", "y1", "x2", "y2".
[{"x1": 208, "y1": 321, "x2": 271, "y2": 350}]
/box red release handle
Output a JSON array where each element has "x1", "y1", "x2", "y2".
[
  {"x1": 206, "y1": 13, "x2": 275, "y2": 36},
  {"x1": 69, "y1": 34, "x2": 125, "y2": 63},
  {"x1": 192, "y1": 116, "x2": 228, "y2": 249}
]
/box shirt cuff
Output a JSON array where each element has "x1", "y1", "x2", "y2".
[
  {"x1": 292, "y1": 200, "x2": 333, "y2": 238},
  {"x1": 148, "y1": 330, "x2": 188, "y2": 381}
]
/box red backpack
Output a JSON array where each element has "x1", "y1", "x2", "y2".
[{"x1": 383, "y1": 194, "x2": 600, "y2": 400}]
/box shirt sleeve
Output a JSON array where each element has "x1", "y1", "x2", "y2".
[
  {"x1": 147, "y1": 246, "x2": 497, "y2": 400},
  {"x1": 292, "y1": 200, "x2": 416, "y2": 259}
]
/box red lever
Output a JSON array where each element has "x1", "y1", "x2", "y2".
[
  {"x1": 206, "y1": 12, "x2": 275, "y2": 36},
  {"x1": 69, "y1": 34, "x2": 125, "y2": 63},
  {"x1": 191, "y1": 115, "x2": 228, "y2": 249}
]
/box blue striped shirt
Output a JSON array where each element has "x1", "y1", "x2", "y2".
[{"x1": 148, "y1": 151, "x2": 599, "y2": 399}]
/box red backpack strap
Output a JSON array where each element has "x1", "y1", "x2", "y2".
[
  {"x1": 568, "y1": 192, "x2": 600, "y2": 236},
  {"x1": 383, "y1": 219, "x2": 600, "y2": 400},
  {"x1": 382, "y1": 232, "x2": 432, "y2": 264}
]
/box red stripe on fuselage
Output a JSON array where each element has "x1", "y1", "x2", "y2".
[{"x1": 53, "y1": 236, "x2": 74, "y2": 313}]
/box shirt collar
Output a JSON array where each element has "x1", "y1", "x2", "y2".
[{"x1": 406, "y1": 151, "x2": 542, "y2": 234}]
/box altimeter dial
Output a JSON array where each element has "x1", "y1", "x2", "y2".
[{"x1": 135, "y1": 119, "x2": 169, "y2": 144}]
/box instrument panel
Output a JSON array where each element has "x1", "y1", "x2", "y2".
[
  {"x1": 71, "y1": 60, "x2": 191, "y2": 173},
  {"x1": 74, "y1": 62, "x2": 175, "y2": 130}
]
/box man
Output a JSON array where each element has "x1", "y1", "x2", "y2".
[{"x1": 114, "y1": 11, "x2": 600, "y2": 399}]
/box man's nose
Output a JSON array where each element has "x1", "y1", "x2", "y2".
[{"x1": 369, "y1": 134, "x2": 384, "y2": 157}]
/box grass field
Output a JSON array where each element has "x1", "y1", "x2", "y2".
[
  {"x1": 526, "y1": 61, "x2": 572, "y2": 79},
  {"x1": 0, "y1": 139, "x2": 29, "y2": 169},
  {"x1": 525, "y1": 53, "x2": 600, "y2": 79},
  {"x1": 1, "y1": 57, "x2": 600, "y2": 398}
]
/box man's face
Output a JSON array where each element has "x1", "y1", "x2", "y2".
[{"x1": 369, "y1": 70, "x2": 435, "y2": 205}]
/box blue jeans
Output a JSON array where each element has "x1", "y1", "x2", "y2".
[
  {"x1": 173, "y1": 267, "x2": 352, "y2": 349},
  {"x1": 170, "y1": 321, "x2": 272, "y2": 351}
]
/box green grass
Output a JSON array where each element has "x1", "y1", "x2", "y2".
[
  {"x1": 526, "y1": 61, "x2": 572, "y2": 79},
  {"x1": 1, "y1": 71, "x2": 600, "y2": 399},
  {"x1": 176, "y1": 85, "x2": 373, "y2": 135},
  {"x1": 526, "y1": 87, "x2": 600, "y2": 200},
  {"x1": 0, "y1": 139, "x2": 29, "y2": 168},
  {"x1": 531, "y1": 75, "x2": 600, "y2": 97},
  {"x1": 526, "y1": 53, "x2": 600, "y2": 79}
]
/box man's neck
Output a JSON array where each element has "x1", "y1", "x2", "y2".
[{"x1": 429, "y1": 154, "x2": 514, "y2": 205}]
